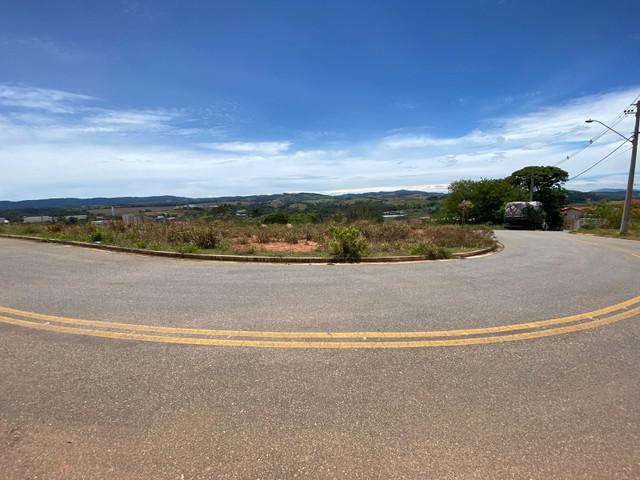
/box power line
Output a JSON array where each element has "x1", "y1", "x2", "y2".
[
  {"x1": 567, "y1": 140, "x2": 631, "y2": 182},
  {"x1": 554, "y1": 93, "x2": 639, "y2": 167}
]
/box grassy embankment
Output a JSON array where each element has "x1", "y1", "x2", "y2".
[
  {"x1": 574, "y1": 226, "x2": 640, "y2": 241},
  {"x1": 0, "y1": 220, "x2": 496, "y2": 260},
  {"x1": 573, "y1": 202, "x2": 640, "y2": 241}
]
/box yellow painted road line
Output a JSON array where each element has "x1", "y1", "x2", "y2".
[
  {"x1": 0, "y1": 306, "x2": 638, "y2": 349},
  {"x1": 0, "y1": 294, "x2": 639, "y2": 340}
]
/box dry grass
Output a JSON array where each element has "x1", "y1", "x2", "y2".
[{"x1": 0, "y1": 220, "x2": 496, "y2": 257}]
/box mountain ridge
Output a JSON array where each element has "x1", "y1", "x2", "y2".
[
  {"x1": 1, "y1": 188, "x2": 638, "y2": 211},
  {"x1": 0, "y1": 190, "x2": 443, "y2": 210}
]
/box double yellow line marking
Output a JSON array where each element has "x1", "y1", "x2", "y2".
[{"x1": 0, "y1": 296, "x2": 639, "y2": 349}]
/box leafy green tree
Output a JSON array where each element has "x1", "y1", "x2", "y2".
[
  {"x1": 439, "y1": 179, "x2": 526, "y2": 224},
  {"x1": 509, "y1": 166, "x2": 568, "y2": 229}
]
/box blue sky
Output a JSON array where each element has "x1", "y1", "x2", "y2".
[{"x1": 1, "y1": 0, "x2": 639, "y2": 200}]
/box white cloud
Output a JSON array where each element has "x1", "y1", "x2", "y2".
[
  {"x1": 0, "y1": 84, "x2": 229, "y2": 142},
  {"x1": 0, "y1": 83, "x2": 638, "y2": 200},
  {"x1": 85, "y1": 110, "x2": 176, "y2": 127},
  {"x1": 381, "y1": 135, "x2": 458, "y2": 149},
  {"x1": 0, "y1": 84, "x2": 95, "y2": 113},
  {"x1": 199, "y1": 141, "x2": 292, "y2": 155}
]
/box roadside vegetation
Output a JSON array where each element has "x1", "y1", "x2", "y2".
[
  {"x1": 14, "y1": 165, "x2": 640, "y2": 259},
  {"x1": 574, "y1": 201, "x2": 640, "y2": 240},
  {"x1": 0, "y1": 219, "x2": 496, "y2": 260},
  {"x1": 438, "y1": 166, "x2": 569, "y2": 229}
]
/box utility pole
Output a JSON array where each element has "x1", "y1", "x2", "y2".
[{"x1": 620, "y1": 100, "x2": 640, "y2": 235}]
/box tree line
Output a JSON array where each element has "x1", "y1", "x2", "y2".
[{"x1": 438, "y1": 166, "x2": 569, "y2": 229}]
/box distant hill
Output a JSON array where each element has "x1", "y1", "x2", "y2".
[
  {"x1": 566, "y1": 189, "x2": 639, "y2": 204},
  {"x1": 0, "y1": 195, "x2": 192, "y2": 210},
  {"x1": 0, "y1": 191, "x2": 444, "y2": 211},
  {"x1": 335, "y1": 189, "x2": 443, "y2": 200},
  {"x1": 1, "y1": 188, "x2": 634, "y2": 212}
]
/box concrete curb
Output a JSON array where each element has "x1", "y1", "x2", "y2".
[
  {"x1": 571, "y1": 231, "x2": 640, "y2": 243},
  {"x1": 0, "y1": 233, "x2": 500, "y2": 264}
]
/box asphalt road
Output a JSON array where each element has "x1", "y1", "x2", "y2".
[{"x1": 0, "y1": 231, "x2": 639, "y2": 478}]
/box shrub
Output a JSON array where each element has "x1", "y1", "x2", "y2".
[
  {"x1": 189, "y1": 226, "x2": 220, "y2": 249},
  {"x1": 255, "y1": 229, "x2": 272, "y2": 243},
  {"x1": 410, "y1": 241, "x2": 449, "y2": 259},
  {"x1": 284, "y1": 230, "x2": 299, "y2": 244},
  {"x1": 175, "y1": 243, "x2": 199, "y2": 254},
  {"x1": 329, "y1": 226, "x2": 367, "y2": 261},
  {"x1": 420, "y1": 225, "x2": 495, "y2": 249},
  {"x1": 378, "y1": 242, "x2": 392, "y2": 253},
  {"x1": 263, "y1": 212, "x2": 289, "y2": 224},
  {"x1": 592, "y1": 202, "x2": 622, "y2": 229},
  {"x1": 19, "y1": 225, "x2": 39, "y2": 235},
  {"x1": 89, "y1": 231, "x2": 103, "y2": 242},
  {"x1": 358, "y1": 221, "x2": 412, "y2": 242}
]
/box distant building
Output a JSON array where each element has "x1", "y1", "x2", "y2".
[
  {"x1": 64, "y1": 215, "x2": 88, "y2": 222},
  {"x1": 0, "y1": 217, "x2": 9, "y2": 224},
  {"x1": 383, "y1": 210, "x2": 406, "y2": 220},
  {"x1": 23, "y1": 216, "x2": 53, "y2": 224},
  {"x1": 562, "y1": 206, "x2": 605, "y2": 230},
  {"x1": 562, "y1": 207, "x2": 582, "y2": 230},
  {"x1": 122, "y1": 214, "x2": 145, "y2": 225}
]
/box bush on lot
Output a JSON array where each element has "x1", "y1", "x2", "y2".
[
  {"x1": 591, "y1": 202, "x2": 622, "y2": 229},
  {"x1": 420, "y1": 225, "x2": 495, "y2": 249},
  {"x1": 0, "y1": 218, "x2": 497, "y2": 257},
  {"x1": 89, "y1": 231, "x2": 103, "y2": 242},
  {"x1": 189, "y1": 226, "x2": 221, "y2": 249},
  {"x1": 410, "y1": 241, "x2": 449, "y2": 259},
  {"x1": 263, "y1": 212, "x2": 289, "y2": 224},
  {"x1": 329, "y1": 226, "x2": 368, "y2": 261},
  {"x1": 284, "y1": 229, "x2": 299, "y2": 244},
  {"x1": 46, "y1": 224, "x2": 63, "y2": 233},
  {"x1": 358, "y1": 221, "x2": 412, "y2": 242},
  {"x1": 175, "y1": 243, "x2": 199, "y2": 254}
]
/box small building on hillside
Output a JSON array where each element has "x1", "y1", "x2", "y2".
[
  {"x1": 0, "y1": 217, "x2": 9, "y2": 224},
  {"x1": 122, "y1": 214, "x2": 145, "y2": 225},
  {"x1": 23, "y1": 216, "x2": 53, "y2": 224},
  {"x1": 64, "y1": 215, "x2": 88, "y2": 223},
  {"x1": 383, "y1": 210, "x2": 407, "y2": 220},
  {"x1": 562, "y1": 206, "x2": 588, "y2": 230}
]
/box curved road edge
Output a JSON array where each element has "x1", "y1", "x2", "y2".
[{"x1": 0, "y1": 233, "x2": 501, "y2": 264}]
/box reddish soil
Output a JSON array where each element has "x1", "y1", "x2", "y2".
[{"x1": 233, "y1": 240, "x2": 321, "y2": 254}]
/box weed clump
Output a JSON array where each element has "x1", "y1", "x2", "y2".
[
  {"x1": 329, "y1": 226, "x2": 368, "y2": 262},
  {"x1": 410, "y1": 241, "x2": 449, "y2": 259},
  {"x1": 89, "y1": 231, "x2": 103, "y2": 242}
]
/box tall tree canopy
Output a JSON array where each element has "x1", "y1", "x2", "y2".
[
  {"x1": 439, "y1": 179, "x2": 527, "y2": 224},
  {"x1": 509, "y1": 166, "x2": 569, "y2": 229}
]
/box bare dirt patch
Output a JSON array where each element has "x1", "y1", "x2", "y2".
[{"x1": 252, "y1": 240, "x2": 320, "y2": 253}]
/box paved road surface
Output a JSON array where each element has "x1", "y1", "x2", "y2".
[{"x1": 0, "y1": 231, "x2": 639, "y2": 478}]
